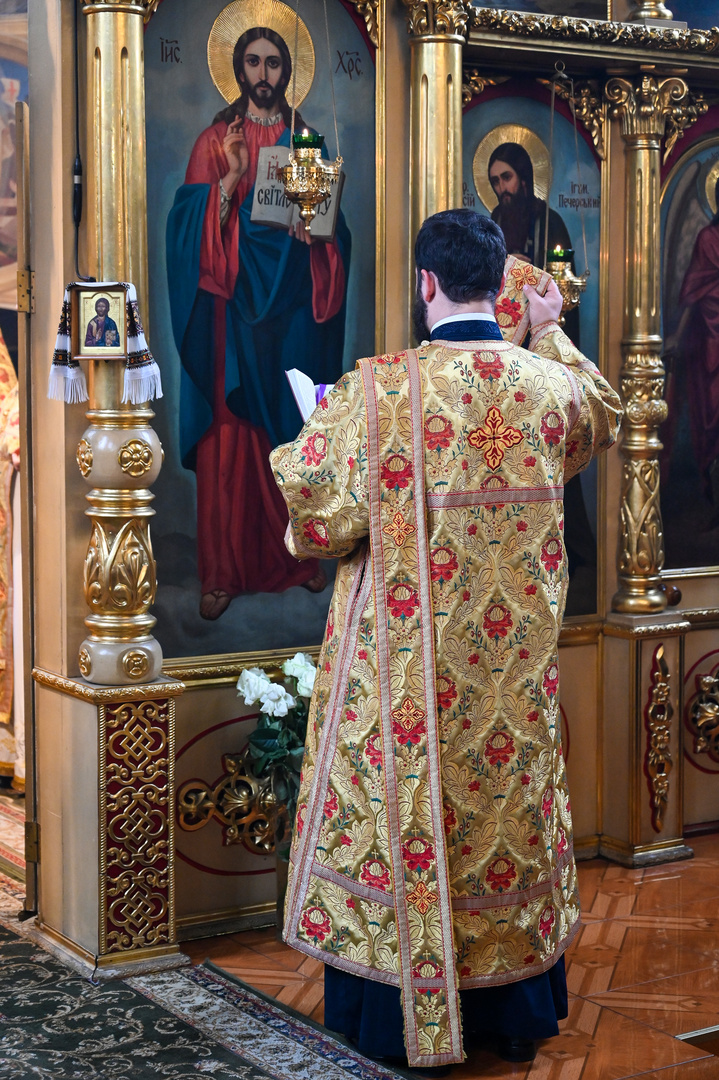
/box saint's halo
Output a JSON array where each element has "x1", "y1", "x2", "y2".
[
  {"x1": 473, "y1": 125, "x2": 551, "y2": 211},
  {"x1": 705, "y1": 158, "x2": 719, "y2": 216},
  {"x1": 208, "y1": 0, "x2": 315, "y2": 109}
]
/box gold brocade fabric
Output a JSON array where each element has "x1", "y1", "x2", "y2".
[
  {"x1": 0, "y1": 330, "x2": 18, "y2": 778},
  {"x1": 269, "y1": 315, "x2": 622, "y2": 1067}
]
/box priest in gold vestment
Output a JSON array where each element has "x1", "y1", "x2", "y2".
[{"x1": 270, "y1": 211, "x2": 622, "y2": 1070}]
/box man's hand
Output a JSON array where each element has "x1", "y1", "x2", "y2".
[
  {"x1": 523, "y1": 279, "x2": 563, "y2": 329},
  {"x1": 222, "y1": 118, "x2": 249, "y2": 192}
]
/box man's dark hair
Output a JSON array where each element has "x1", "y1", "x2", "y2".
[
  {"x1": 414, "y1": 209, "x2": 506, "y2": 303},
  {"x1": 213, "y1": 27, "x2": 305, "y2": 128},
  {"x1": 488, "y1": 142, "x2": 535, "y2": 199},
  {"x1": 95, "y1": 298, "x2": 109, "y2": 312}
]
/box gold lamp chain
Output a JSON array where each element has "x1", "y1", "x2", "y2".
[
  {"x1": 543, "y1": 74, "x2": 557, "y2": 271},
  {"x1": 323, "y1": 0, "x2": 341, "y2": 162},
  {"x1": 290, "y1": 0, "x2": 300, "y2": 151},
  {"x1": 570, "y1": 76, "x2": 590, "y2": 279}
]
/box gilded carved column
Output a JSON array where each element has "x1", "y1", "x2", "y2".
[
  {"x1": 606, "y1": 74, "x2": 695, "y2": 615},
  {"x1": 80, "y1": 0, "x2": 162, "y2": 684},
  {"x1": 402, "y1": 1, "x2": 468, "y2": 252}
]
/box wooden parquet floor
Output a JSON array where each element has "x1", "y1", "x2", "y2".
[
  {"x1": 182, "y1": 927, "x2": 326, "y2": 1023},
  {"x1": 182, "y1": 833, "x2": 719, "y2": 1078}
]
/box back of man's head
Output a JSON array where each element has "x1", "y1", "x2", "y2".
[{"x1": 415, "y1": 209, "x2": 506, "y2": 304}]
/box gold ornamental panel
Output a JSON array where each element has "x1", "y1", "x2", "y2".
[
  {"x1": 99, "y1": 698, "x2": 175, "y2": 954},
  {"x1": 118, "y1": 438, "x2": 153, "y2": 478}
]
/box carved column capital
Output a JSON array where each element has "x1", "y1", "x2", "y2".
[
  {"x1": 606, "y1": 74, "x2": 706, "y2": 161},
  {"x1": 606, "y1": 74, "x2": 687, "y2": 141},
  {"x1": 82, "y1": 0, "x2": 156, "y2": 15},
  {"x1": 402, "y1": 0, "x2": 471, "y2": 39}
]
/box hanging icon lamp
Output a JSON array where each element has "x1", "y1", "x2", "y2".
[{"x1": 280, "y1": 0, "x2": 342, "y2": 231}]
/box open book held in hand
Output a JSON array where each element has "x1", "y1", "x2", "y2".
[
  {"x1": 286, "y1": 369, "x2": 333, "y2": 423},
  {"x1": 251, "y1": 145, "x2": 345, "y2": 242}
]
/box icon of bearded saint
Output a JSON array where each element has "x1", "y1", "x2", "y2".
[{"x1": 488, "y1": 141, "x2": 572, "y2": 268}]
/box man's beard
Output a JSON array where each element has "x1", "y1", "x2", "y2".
[
  {"x1": 492, "y1": 187, "x2": 533, "y2": 257},
  {"x1": 247, "y1": 81, "x2": 281, "y2": 111},
  {"x1": 412, "y1": 281, "x2": 430, "y2": 342}
]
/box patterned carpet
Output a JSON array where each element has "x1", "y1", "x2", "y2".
[
  {"x1": 0, "y1": 793, "x2": 24, "y2": 880},
  {"x1": 0, "y1": 872, "x2": 406, "y2": 1080}
]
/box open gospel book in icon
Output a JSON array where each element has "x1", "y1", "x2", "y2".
[{"x1": 286, "y1": 368, "x2": 334, "y2": 422}]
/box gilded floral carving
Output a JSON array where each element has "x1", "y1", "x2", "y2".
[
  {"x1": 76, "y1": 439, "x2": 93, "y2": 478},
  {"x1": 470, "y1": 8, "x2": 719, "y2": 56},
  {"x1": 644, "y1": 645, "x2": 673, "y2": 833},
  {"x1": 118, "y1": 438, "x2": 153, "y2": 478},
  {"x1": 84, "y1": 518, "x2": 157, "y2": 615},
  {"x1": 688, "y1": 671, "x2": 719, "y2": 760},
  {"x1": 177, "y1": 749, "x2": 280, "y2": 855}
]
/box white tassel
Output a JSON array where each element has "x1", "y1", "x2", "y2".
[
  {"x1": 122, "y1": 363, "x2": 163, "y2": 405},
  {"x1": 47, "y1": 366, "x2": 67, "y2": 401},
  {"x1": 65, "y1": 366, "x2": 89, "y2": 404}
]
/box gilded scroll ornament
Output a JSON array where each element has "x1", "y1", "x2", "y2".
[
  {"x1": 177, "y1": 748, "x2": 281, "y2": 855},
  {"x1": 118, "y1": 438, "x2": 153, "y2": 478},
  {"x1": 76, "y1": 439, "x2": 93, "y2": 478},
  {"x1": 100, "y1": 699, "x2": 174, "y2": 953},
  {"x1": 402, "y1": 0, "x2": 471, "y2": 38},
  {"x1": 644, "y1": 645, "x2": 673, "y2": 832},
  {"x1": 538, "y1": 79, "x2": 605, "y2": 160},
  {"x1": 350, "y1": 1, "x2": 379, "y2": 48},
  {"x1": 84, "y1": 518, "x2": 157, "y2": 615},
  {"x1": 688, "y1": 670, "x2": 719, "y2": 760},
  {"x1": 461, "y1": 70, "x2": 510, "y2": 108},
  {"x1": 469, "y1": 9, "x2": 719, "y2": 56}
]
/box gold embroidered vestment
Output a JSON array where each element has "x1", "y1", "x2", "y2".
[{"x1": 270, "y1": 317, "x2": 622, "y2": 1067}]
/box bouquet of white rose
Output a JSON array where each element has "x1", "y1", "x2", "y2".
[{"x1": 237, "y1": 653, "x2": 317, "y2": 858}]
